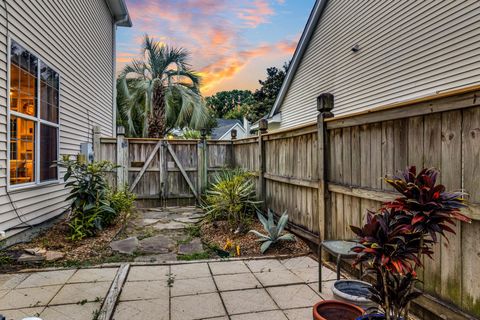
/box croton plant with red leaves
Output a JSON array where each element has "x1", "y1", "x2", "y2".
[{"x1": 351, "y1": 166, "x2": 471, "y2": 320}]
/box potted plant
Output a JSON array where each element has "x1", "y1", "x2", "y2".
[{"x1": 351, "y1": 166, "x2": 471, "y2": 320}]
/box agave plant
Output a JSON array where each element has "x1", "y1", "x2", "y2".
[{"x1": 249, "y1": 209, "x2": 295, "y2": 253}]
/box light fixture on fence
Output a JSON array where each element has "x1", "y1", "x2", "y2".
[{"x1": 317, "y1": 93, "x2": 334, "y2": 116}]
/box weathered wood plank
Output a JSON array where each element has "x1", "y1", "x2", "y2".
[
  {"x1": 129, "y1": 141, "x2": 162, "y2": 192},
  {"x1": 167, "y1": 143, "x2": 199, "y2": 202}
]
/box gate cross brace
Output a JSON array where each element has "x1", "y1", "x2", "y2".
[{"x1": 166, "y1": 143, "x2": 200, "y2": 202}]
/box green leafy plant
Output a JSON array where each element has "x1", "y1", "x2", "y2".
[
  {"x1": 181, "y1": 129, "x2": 202, "y2": 139},
  {"x1": 249, "y1": 209, "x2": 295, "y2": 253},
  {"x1": 202, "y1": 168, "x2": 261, "y2": 231},
  {"x1": 59, "y1": 156, "x2": 118, "y2": 241},
  {"x1": 106, "y1": 186, "x2": 136, "y2": 225}
]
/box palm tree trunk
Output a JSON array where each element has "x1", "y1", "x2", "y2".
[{"x1": 148, "y1": 82, "x2": 166, "y2": 138}]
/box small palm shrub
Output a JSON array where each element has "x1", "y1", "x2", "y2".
[
  {"x1": 202, "y1": 168, "x2": 260, "y2": 231},
  {"x1": 59, "y1": 156, "x2": 119, "y2": 241},
  {"x1": 250, "y1": 209, "x2": 295, "y2": 253}
]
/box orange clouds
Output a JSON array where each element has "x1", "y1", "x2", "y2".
[{"x1": 117, "y1": 0, "x2": 301, "y2": 95}]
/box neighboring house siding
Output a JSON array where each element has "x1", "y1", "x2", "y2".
[
  {"x1": 0, "y1": 1, "x2": 114, "y2": 233},
  {"x1": 279, "y1": 0, "x2": 480, "y2": 128}
]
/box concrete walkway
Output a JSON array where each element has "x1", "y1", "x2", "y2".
[{"x1": 0, "y1": 256, "x2": 340, "y2": 320}]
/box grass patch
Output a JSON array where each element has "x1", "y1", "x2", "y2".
[{"x1": 177, "y1": 251, "x2": 211, "y2": 261}]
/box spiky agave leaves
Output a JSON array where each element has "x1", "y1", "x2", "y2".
[
  {"x1": 384, "y1": 166, "x2": 471, "y2": 242},
  {"x1": 249, "y1": 209, "x2": 295, "y2": 254}
]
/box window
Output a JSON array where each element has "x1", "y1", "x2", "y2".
[{"x1": 9, "y1": 40, "x2": 60, "y2": 187}]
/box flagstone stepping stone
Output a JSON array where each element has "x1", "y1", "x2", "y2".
[
  {"x1": 153, "y1": 221, "x2": 186, "y2": 231},
  {"x1": 174, "y1": 217, "x2": 201, "y2": 224},
  {"x1": 17, "y1": 253, "x2": 45, "y2": 263},
  {"x1": 110, "y1": 237, "x2": 139, "y2": 255},
  {"x1": 134, "y1": 253, "x2": 178, "y2": 263},
  {"x1": 45, "y1": 251, "x2": 65, "y2": 261},
  {"x1": 143, "y1": 211, "x2": 170, "y2": 220},
  {"x1": 138, "y1": 235, "x2": 176, "y2": 254},
  {"x1": 137, "y1": 218, "x2": 162, "y2": 227},
  {"x1": 178, "y1": 238, "x2": 204, "y2": 255}
]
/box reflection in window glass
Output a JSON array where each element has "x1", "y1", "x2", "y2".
[
  {"x1": 10, "y1": 42, "x2": 37, "y2": 117},
  {"x1": 10, "y1": 115, "x2": 35, "y2": 185},
  {"x1": 40, "y1": 124, "x2": 58, "y2": 182},
  {"x1": 40, "y1": 62, "x2": 59, "y2": 123}
]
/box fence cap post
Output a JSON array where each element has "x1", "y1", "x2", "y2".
[
  {"x1": 93, "y1": 125, "x2": 102, "y2": 134},
  {"x1": 117, "y1": 126, "x2": 126, "y2": 136},
  {"x1": 200, "y1": 128, "x2": 208, "y2": 140},
  {"x1": 231, "y1": 129, "x2": 237, "y2": 140},
  {"x1": 317, "y1": 93, "x2": 334, "y2": 118},
  {"x1": 259, "y1": 119, "x2": 268, "y2": 134}
]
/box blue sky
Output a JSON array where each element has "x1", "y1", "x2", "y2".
[{"x1": 116, "y1": 0, "x2": 315, "y2": 96}]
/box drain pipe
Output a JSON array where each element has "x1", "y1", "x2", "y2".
[{"x1": 112, "y1": 14, "x2": 129, "y2": 136}]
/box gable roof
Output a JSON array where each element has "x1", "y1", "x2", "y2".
[
  {"x1": 211, "y1": 119, "x2": 245, "y2": 140},
  {"x1": 106, "y1": 0, "x2": 132, "y2": 27},
  {"x1": 268, "y1": 0, "x2": 328, "y2": 117}
]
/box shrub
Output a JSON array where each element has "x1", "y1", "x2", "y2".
[
  {"x1": 59, "y1": 156, "x2": 118, "y2": 241},
  {"x1": 202, "y1": 168, "x2": 261, "y2": 231},
  {"x1": 107, "y1": 186, "x2": 136, "y2": 224},
  {"x1": 249, "y1": 209, "x2": 295, "y2": 253},
  {"x1": 351, "y1": 166, "x2": 471, "y2": 320}
]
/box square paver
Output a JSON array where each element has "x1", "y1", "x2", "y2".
[
  {"x1": 113, "y1": 298, "x2": 169, "y2": 320},
  {"x1": 308, "y1": 281, "x2": 335, "y2": 300},
  {"x1": 284, "y1": 307, "x2": 312, "y2": 320},
  {"x1": 231, "y1": 310, "x2": 288, "y2": 320},
  {"x1": 254, "y1": 269, "x2": 303, "y2": 287},
  {"x1": 171, "y1": 263, "x2": 211, "y2": 279},
  {"x1": 221, "y1": 288, "x2": 277, "y2": 315},
  {"x1": 0, "y1": 307, "x2": 44, "y2": 319},
  {"x1": 120, "y1": 280, "x2": 169, "y2": 301},
  {"x1": 171, "y1": 276, "x2": 217, "y2": 297},
  {"x1": 0, "y1": 273, "x2": 29, "y2": 290},
  {"x1": 281, "y1": 256, "x2": 317, "y2": 270},
  {"x1": 50, "y1": 282, "x2": 111, "y2": 305},
  {"x1": 16, "y1": 270, "x2": 76, "y2": 288},
  {"x1": 214, "y1": 273, "x2": 261, "y2": 291},
  {"x1": 40, "y1": 302, "x2": 101, "y2": 320},
  {"x1": 245, "y1": 259, "x2": 288, "y2": 273},
  {"x1": 209, "y1": 261, "x2": 250, "y2": 275},
  {"x1": 0, "y1": 285, "x2": 61, "y2": 309},
  {"x1": 171, "y1": 292, "x2": 226, "y2": 320},
  {"x1": 127, "y1": 265, "x2": 170, "y2": 281},
  {"x1": 267, "y1": 284, "x2": 320, "y2": 309},
  {"x1": 68, "y1": 268, "x2": 117, "y2": 283}
]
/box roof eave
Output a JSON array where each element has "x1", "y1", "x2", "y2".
[
  {"x1": 268, "y1": 0, "x2": 328, "y2": 118},
  {"x1": 106, "y1": 0, "x2": 132, "y2": 27}
]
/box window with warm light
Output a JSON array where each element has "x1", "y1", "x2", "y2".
[{"x1": 9, "y1": 40, "x2": 59, "y2": 187}]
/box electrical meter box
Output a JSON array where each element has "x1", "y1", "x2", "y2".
[{"x1": 80, "y1": 143, "x2": 94, "y2": 163}]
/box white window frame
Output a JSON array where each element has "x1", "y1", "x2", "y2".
[{"x1": 6, "y1": 37, "x2": 61, "y2": 191}]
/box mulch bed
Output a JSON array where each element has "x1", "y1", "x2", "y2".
[
  {"x1": 2, "y1": 219, "x2": 126, "y2": 272},
  {"x1": 200, "y1": 220, "x2": 311, "y2": 257}
]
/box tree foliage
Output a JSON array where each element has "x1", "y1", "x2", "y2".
[
  {"x1": 117, "y1": 35, "x2": 209, "y2": 138},
  {"x1": 205, "y1": 90, "x2": 255, "y2": 119}
]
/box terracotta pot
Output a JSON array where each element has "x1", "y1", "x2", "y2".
[{"x1": 313, "y1": 300, "x2": 365, "y2": 320}]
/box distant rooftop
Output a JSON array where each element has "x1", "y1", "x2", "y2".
[{"x1": 211, "y1": 119, "x2": 243, "y2": 140}]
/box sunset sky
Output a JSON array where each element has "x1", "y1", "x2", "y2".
[{"x1": 116, "y1": 0, "x2": 315, "y2": 96}]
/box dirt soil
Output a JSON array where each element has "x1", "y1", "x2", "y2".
[
  {"x1": 2, "y1": 219, "x2": 129, "y2": 272},
  {"x1": 200, "y1": 220, "x2": 311, "y2": 257}
]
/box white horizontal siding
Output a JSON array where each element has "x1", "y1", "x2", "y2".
[
  {"x1": 0, "y1": 0, "x2": 115, "y2": 233},
  {"x1": 279, "y1": 0, "x2": 480, "y2": 128}
]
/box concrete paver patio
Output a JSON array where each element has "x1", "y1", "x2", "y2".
[{"x1": 0, "y1": 256, "x2": 340, "y2": 320}]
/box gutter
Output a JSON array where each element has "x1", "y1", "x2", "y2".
[
  {"x1": 268, "y1": 0, "x2": 329, "y2": 118},
  {"x1": 112, "y1": 14, "x2": 130, "y2": 136}
]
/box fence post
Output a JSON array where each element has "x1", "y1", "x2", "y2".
[
  {"x1": 93, "y1": 125, "x2": 102, "y2": 161},
  {"x1": 317, "y1": 93, "x2": 334, "y2": 241},
  {"x1": 197, "y1": 129, "x2": 208, "y2": 197},
  {"x1": 230, "y1": 129, "x2": 237, "y2": 167},
  {"x1": 258, "y1": 119, "x2": 268, "y2": 207},
  {"x1": 116, "y1": 126, "x2": 128, "y2": 188}
]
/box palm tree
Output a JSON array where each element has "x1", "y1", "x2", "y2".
[{"x1": 117, "y1": 35, "x2": 209, "y2": 138}]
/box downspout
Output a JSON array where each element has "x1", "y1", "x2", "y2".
[{"x1": 112, "y1": 14, "x2": 129, "y2": 136}]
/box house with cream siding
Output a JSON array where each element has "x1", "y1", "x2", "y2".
[
  {"x1": 267, "y1": 0, "x2": 480, "y2": 130},
  {"x1": 0, "y1": 0, "x2": 131, "y2": 240}
]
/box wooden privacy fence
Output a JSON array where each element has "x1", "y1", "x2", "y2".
[
  {"x1": 232, "y1": 88, "x2": 480, "y2": 318},
  {"x1": 95, "y1": 87, "x2": 480, "y2": 318}
]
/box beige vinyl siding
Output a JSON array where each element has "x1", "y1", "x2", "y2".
[
  {"x1": 0, "y1": 0, "x2": 115, "y2": 233},
  {"x1": 279, "y1": 0, "x2": 480, "y2": 129}
]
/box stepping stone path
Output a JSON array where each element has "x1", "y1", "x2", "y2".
[{"x1": 110, "y1": 206, "x2": 206, "y2": 261}]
